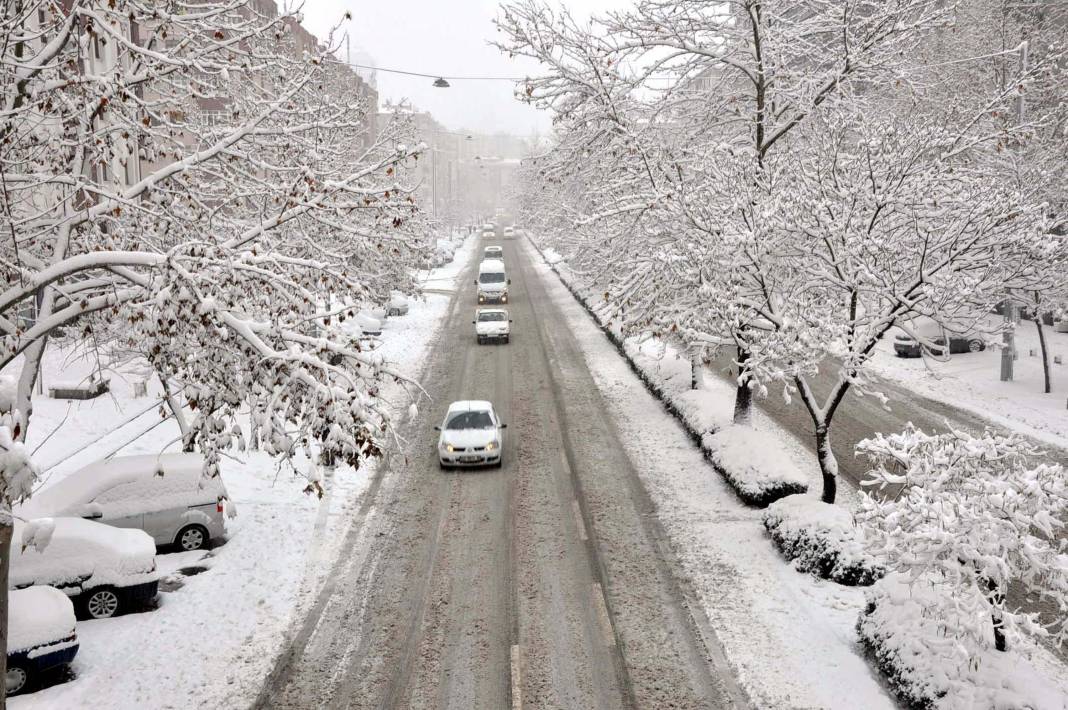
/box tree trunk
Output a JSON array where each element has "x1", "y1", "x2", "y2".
[
  {"x1": 815, "y1": 425, "x2": 838, "y2": 504},
  {"x1": 983, "y1": 576, "x2": 1007, "y2": 652},
  {"x1": 690, "y1": 349, "x2": 703, "y2": 391},
  {"x1": 1036, "y1": 311, "x2": 1052, "y2": 395},
  {"x1": 1, "y1": 520, "x2": 12, "y2": 706},
  {"x1": 733, "y1": 346, "x2": 752, "y2": 425}
]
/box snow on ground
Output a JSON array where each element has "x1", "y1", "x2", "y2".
[
  {"x1": 870, "y1": 317, "x2": 1068, "y2": 450},
  {"x1": 9, "y1": 235, "x2": 473, "y2": 709},
  {"x1": 528, "y1": 241, "x2": 1068, "y2": 708}
]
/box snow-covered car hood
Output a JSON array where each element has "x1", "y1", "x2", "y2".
[
  {"x1": 11, "y1": 518, "x2": 159, "y2": 592},
  {"x1": 9, "y1": 586, "x2": 77, "y2": 653},
  {"x1": 476, "y1": 322, "x2": 509, "y2": 336},
  {"x1": 439, "y1": 428, "x2": 499, "y2": 449}
]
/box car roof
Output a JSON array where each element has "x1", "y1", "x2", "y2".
[
  {"x1": 447, "y1": 400, "x2": 494, "y2": 413},
  {"x1": 478, "y1": 258, "x2": 505, "y2": 272},
  {"x1": 477, "y1": 308, "x2": 508, "y2": 315}
]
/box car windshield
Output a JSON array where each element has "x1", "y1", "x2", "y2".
[
  {"x1": 446, "y1": 411, "x2": 494, "y2": 430},
  {"x1": 479, "y1": 272, "x2": 505, "y2": 284},
  {"x1": 479, "y1": 312, "x2": 506, "y2": 322}
]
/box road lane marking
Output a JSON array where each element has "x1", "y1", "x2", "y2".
[
  {"x1": 510, "y1": 644, "x2": 523, "y2": 710},
  {"x1": 572, "y1": 499, "x2": 588, "y2": 541},
  {"x1": 591, "y1": 583, "x2": 616, "y2": 648}
]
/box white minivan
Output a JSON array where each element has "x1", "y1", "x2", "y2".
[
  {"x1": 476, "y1": 259, "x2": 509, "y2": 304},
  {"x1": 22, "y1": 453, "x2": 233, "y2": 552}
]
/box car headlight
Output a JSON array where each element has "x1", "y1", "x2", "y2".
[
  {"x1": 486, "y1": 440, "x2": 498, "y2": 451},
  {"x1": 440, "y1": 442, "x2": 454, "y2": 452}
]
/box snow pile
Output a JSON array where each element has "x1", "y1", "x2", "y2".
[
  {"x1": 10, "y1": 517, "x2": 158, "y2": 592},
  {"x1": 704, "y1": 426, "x2": 809, "y2": 506},
  {"x1": 762, "y1": 494, "x2": 884, "y2": 585},
  {"x1": 857, "y1": 573, "x2": 1068, "y2": 710},
  {"x1": 9, "y1": 586, "x2": 77, "y2": 654},
  {"x1": 21, "y1": 453, "x2": 227, "y2": 519}
]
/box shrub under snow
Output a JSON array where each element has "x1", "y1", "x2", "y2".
[
  {"x1": 858, "y1": 573, "x2": 1067, "y2": 710},
  {"x1": 704, "y1": 426, "x2": 809, "y2": 507},
  {"x1": 762, "y1": 494, "x2": 884, "y2": 585}
]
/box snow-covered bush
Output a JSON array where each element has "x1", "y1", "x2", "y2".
[
  {"x1": 856, "y1": 425, "x2": 1068, "y2": 704},
  {"x1": 858, "y1": 573, "x2": 1068, "y2": 710},
  {"x1": 704, "y1": 428, "x2": 809, "y2": 507},
  {"x1": 762, "y1": 495, "x2": 884, "y2": 585}
]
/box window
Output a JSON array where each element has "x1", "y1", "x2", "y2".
[{"x1": 445, "y1": 411, "x2": 494, "y2": 430}]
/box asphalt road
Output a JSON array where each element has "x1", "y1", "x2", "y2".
[{"x1": 259, "y1": 238, "x2": 745, "y2": 709}]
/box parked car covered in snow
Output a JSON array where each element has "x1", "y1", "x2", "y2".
[
  {"x1": 474, "y1": 308, "x2": 511, "y2": 344},
  {"x1": 10, "y1": 518, "x2": 159, "y2": 620},
  {"x1": 355, "y1": 312, "x2": 383, "y2": 336},
  {"x1": 7, "y1": 586, "x2": 79, "y2": 696},
  {"x1": 387, "y1": 292, "x2": 409, "y2": 317},
  {"x1": 892, "y1": 318, "x2": 986, "y2": 357},
  {"x1": 435, "y1": 400, "x2": 507, "y2": 469},
  {"x1": 20, "y1": 453, "x2": 231, "y2": 551}
]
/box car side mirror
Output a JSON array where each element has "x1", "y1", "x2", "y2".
[
  {"x1": 499, "y1": 423, "x2": 508, "y2": 429},
  {"x1": 509, "y1": 319, "x2": 514, "y2": 323},
  {"x1": 473, "y1": 279, "x2": 478, "y2": 285},
  {"x1": 472, "y1": 320, "x2": 477, "y2": 324},
  {"x1": 507, "y1": 279, "x2": 512, "y2": 285},
  {"x1": 433, "y1": 425, "x2": 441, "y2": 431}
]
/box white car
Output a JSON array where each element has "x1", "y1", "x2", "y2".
[
  {"x1": 503, "y1": 226, "x2": 515, "y2": 238},
  {"x1": 356, "y1": 312, "x2": 382, "y2": 336},
  {"x1": 476, "y1": 259, "x2": 509, "y2": 304},
  {"x1": 483, "y1": 245, "x2": 503, "y2": 261},
  {"x1": 10, "y1": 518, "x2": 159, "y2": 620},
  {"x1": 435, "y1": 400, "x2": 507, "y2": 469},
  {"x1": 475, "y1": 308, "x2": 511, "y2": 344}
]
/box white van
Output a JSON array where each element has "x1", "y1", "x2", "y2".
[
  {"x1": 476, "y1": 259, "x2": 510, "y2": 304},
  {"x1": 21, "y1": 453, "x2": 233, "y2": 551}
]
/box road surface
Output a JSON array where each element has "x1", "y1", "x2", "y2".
[{"x1": 259, "y1": 238, "x2": 745, "y2": 709}]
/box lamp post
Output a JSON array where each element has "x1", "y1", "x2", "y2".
[{"x1": 1001, "y1": 40, "x2": 1029, "y2": 383}]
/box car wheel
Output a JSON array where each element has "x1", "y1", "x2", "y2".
[
  {"x1": 6, "y1": 662, "x2": 30, "y2": 696},
  {"x1": 176, "y1": 524, "x2": 210, "y2": 552},
  {"x1": 504, "y1": 336, "x2": 510, "y2": 345},
  {"x1": 967, "y1": 339, "x2": 983, "y2": 353},
  {"x1": 82, "y1": 586, "x2": 121, "y2": 619}
]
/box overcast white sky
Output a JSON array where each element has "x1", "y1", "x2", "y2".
[{"x1": 299, "y1": 1, "x2": 627, "y2": 137}]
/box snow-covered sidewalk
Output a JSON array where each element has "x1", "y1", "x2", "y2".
[
  {"x1": 528, "y1": 240, "x2": 1068, "y2": 708},
  {"x1": 10, "y1": 235, "x2": 475, "y2": 709}
]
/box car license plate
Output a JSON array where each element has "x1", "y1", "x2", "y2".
[{"x1": 460, "y1": 456, "x2": 480, "y2": 463}]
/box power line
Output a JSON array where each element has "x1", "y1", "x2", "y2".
[{"x1": 350, "y1": 64, "x2": 525, "y2": 82}]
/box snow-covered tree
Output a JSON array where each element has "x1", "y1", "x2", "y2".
[
  {"x1": 0, "y1": 1, "x2": 430, "y2": 691},
  {"x1": 857, "y1": 424, "x2": 1068, "y2": 654}
]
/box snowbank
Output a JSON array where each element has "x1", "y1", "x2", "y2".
[
  {"x1": 9, "y1": 586, "x2": 77, "y2": 654},
  {"x1": 10, "y1": 518, "x2": 158, "y2": 592},
  {"x1": 762, "y1": 494, "x2": 884, "y2": 586},
  {"x1": 858, "y1": 572, "x2": 1068, "y2": 710}
]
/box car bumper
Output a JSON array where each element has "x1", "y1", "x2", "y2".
[
  {"x1": 477, "y1": 332, "x2": 509, "y2": 342},
  {"x1": 120, "y1": 579, "x2": 160, "y2": 605},
  {"x1": 439, "y1": 453, "x2": 501, "y2": 467},
  {"x1": 478, "y1": 293, "x2": 508, "y2": 304}
]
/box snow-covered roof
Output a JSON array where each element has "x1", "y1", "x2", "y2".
[
  {"x1": 11, "y1": 517, "x2": 157, "y2": 591},
  {"x1": 476, "y1": 308, "x2": 508, "y2": 315},
  {"x1": 22, "y1": 453, "x2": 216, "y2": 518},
  {"x1": 9, "y1": 585, "x2": 76, "y2": 653},
  {"x1": 478, "y1": 259, "x2": 505, "y2": 273},
  {"x1": 447, "y1": 400, "x2": 494, "y2": 413}
]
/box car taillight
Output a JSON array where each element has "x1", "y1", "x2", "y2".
[{"x1": 217, "y1": 498, "x2": 225, "y2": 513}]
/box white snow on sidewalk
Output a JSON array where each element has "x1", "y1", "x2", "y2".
[
  {"x1": 9, "y1": 235, "x2": 475, "y2": 709},
  {"x1": 528, "y1": 241, "x2": 898, "y2": 708}
]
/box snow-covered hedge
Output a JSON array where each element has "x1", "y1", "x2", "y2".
[
  {"x1": 762, "y1": 495, "x2": 884, "y2": 586},
  {"x1": 705, "y1": 427, "x2": 809, "y2": 507},
  {"x1": 530, "y1": 237, "x2": 809, "y2": 507},
  {"x1": 857, "y1": 573, "x2": 1066, "y2": 710}
]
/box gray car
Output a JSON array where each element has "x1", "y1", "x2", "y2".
[{"x1": 21, "y1": 453, "x2": 233, "y2": 551}]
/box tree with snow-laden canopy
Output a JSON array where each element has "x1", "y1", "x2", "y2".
[
  {"x1": 856, "y1": 425, "x2": 1068, "y2": 708},
  {"x1": 0, "y1": 1, "x2": 430, "y2": 692}
]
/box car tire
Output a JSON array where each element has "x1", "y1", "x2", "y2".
[
  {"x1": 81, "y1": 586, "x2": 122, "y2": 620},
  {"x1": 967, "y1": 339, "x2": 983, "y2": 353},
  {"x1": 504, "y1": 336, "x2": 510, "y2": 345},
  {"x1": 176, "y1": 524, "x2": 210, "y2": 552},
  {"x1": 6, "y1": 661, "x2": 31, "y2": 696}
]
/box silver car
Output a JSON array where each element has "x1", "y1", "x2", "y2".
[{"x1": 21, "y1": 453, "x2": 232, "y2": 551}]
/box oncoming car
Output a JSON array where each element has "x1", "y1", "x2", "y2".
[
  {"x1": 474, "y1": 308, "x2": 511, "y2": 344},
  {"x1": 503, "y1": 226, "x2": 515, "y2": 238},
  {"x1": 476, "y1": 259, "x2": 509, "y2": 304},
  {"x1": 435, "y1": 401, "x2": 507, "y2": 469},
  {"x1": 483, "y1": 245, "x2": 503, "y2": 261}
]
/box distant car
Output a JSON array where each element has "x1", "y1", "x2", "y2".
[
  {"x1": 482, "y1": 222, "x2": 496, "y2": 238},
  {"x1": 387, "y1": 292, "x2": 409, "y2": 317},
  {"x1": 503, "y1": 226, "x2": 515, "y2": 238},
  {"x1": 483, "y1": 245, "x2": 503, "y2": 261},
  {"x1": 10, "y1": 518, "x2": 159, "y2": 620},
  {"x1": 892, "y1": 318, "x2": 986, "y2": 357},
  {"x1": 474, "y1": 308, "x2": 511, "y2": 344},
  {"x1": 476, "y1": 259, "x2": 509, "y2": 304},
  {"x1": 7, "y1": 586, "x2": 79, "y2": 696},
  {"x1": 435, "y1": 401, "x2": 507, "y2": 469},
  {"x1": 356, "y1": 312, "x2": 382, "y2": 336},
  {"x1": 21, "y1": 453, "x2": 231, "y2": 552}
]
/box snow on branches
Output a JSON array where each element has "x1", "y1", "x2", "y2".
[{"x1": 857, "y1": 425, "x2": 1068, "y2": 654}]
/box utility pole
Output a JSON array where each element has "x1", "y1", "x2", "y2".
[{"x1": 1001, "y1": 40, "x2": 1029, "y2": 382}]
